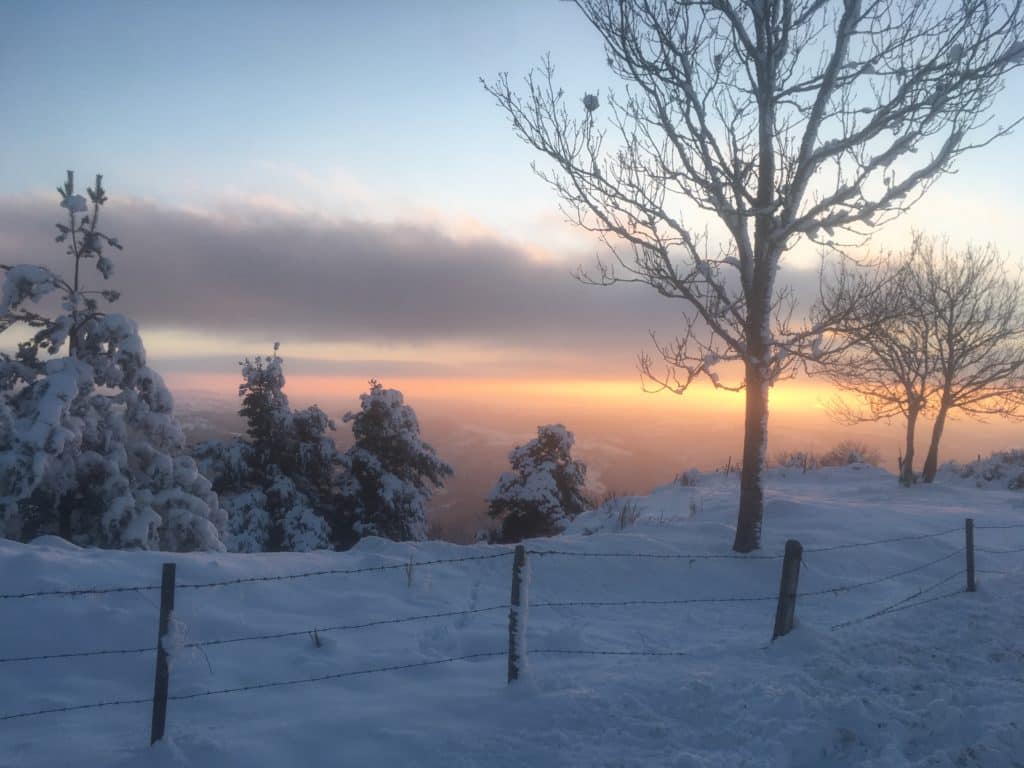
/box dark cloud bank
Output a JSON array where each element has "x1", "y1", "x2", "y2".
[{"x1": 0, "y1": 196, "x2": 824, "y2": 373}]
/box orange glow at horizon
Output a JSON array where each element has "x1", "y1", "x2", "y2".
[
  {"x1": 163, "y1": 367, "x2": 1021, "y2": 530},
  {"x1": 164, "y1": 372, "x2": 837, "y2": 414}
]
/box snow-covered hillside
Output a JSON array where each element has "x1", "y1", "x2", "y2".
[{"x1": 2, "y1": 466, "x2": 1022, "y2": 767}]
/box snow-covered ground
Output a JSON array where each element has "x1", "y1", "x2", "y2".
[{"x1": 2, "y1": 466, "x2": 1023, "y2": 767}]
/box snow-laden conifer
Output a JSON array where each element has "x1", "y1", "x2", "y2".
[
  {"x1": 486, "y1": 424, "x2": 589, "y2": 543},
  {"x1": 0, "y1": 172, "x2": 225, "y2": 550},
  {"x1": 194, "y1": 345, "x2": 336, "y2": 552},
  {"x1": 338, "y1": 380, "x2": 452, "y2": 543}
]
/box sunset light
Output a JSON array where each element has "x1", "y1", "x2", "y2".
[{"x1": 3, "y1": 2, "x2": 1024, "y2": 764}]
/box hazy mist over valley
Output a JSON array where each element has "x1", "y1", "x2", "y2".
[{"x1": 172, "y1": 376, "x2": 1022, "y2": 542}]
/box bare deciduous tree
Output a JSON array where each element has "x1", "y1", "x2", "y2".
[
  {"x1": 815, "y1": 244, "x2": 933, "y2": 486},
  {"x1": 485, "y1": 0, "x2": 1024, "y2": 551},
  {"x1": 917, "y1": 238, "x2": 1024, "y2": 481},
  {"x1": 819, "y1": 235, "x2": 1024, "y2": 485}
]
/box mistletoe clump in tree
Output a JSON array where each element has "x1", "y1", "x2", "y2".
[
  {"x1": 486, "y1": 0, "x2": 1024, "y2": 551},
  {"x1": 338, "y1": 380, "x2": 453, "y2": 543},
  {"x1": 0, "y1": 172, "x2": 225, "y2": 550},
  {"x1": 194, "y1": 345, "x2": 339, "y2": 552},
  {"x1": 486, "y1": 424, "x2": 590, "y2": 543}
]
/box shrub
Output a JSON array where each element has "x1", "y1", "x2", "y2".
[
  {"x1": 774, "y1": 450, "x2": 818, "y2": 472},
  {"x1": 946, "y1": 450, "x2": 1024, "y2": 489},
  {"x1": 616, "y1": 499, "x2": 641, "y2": 530},
  {"x1": 818, "y1": 441, "x2": 881, "y2": 468},
  {"x1": 774, "y1": 442, "x2": 881, "y2": 471},
  {"x1": 675, "y1": 469, "x2": 701, "y2": 487}
]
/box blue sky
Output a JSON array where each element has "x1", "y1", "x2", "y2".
[
  {"x1": 4, "y1": 1, "x2": 1022, "y2": 242},
  {"x1": 2, "y1": 0, "x2": 1023, "y2": 382},
  {"x1": 1, "y1": 1, "x2": 607, "y2": 238}
]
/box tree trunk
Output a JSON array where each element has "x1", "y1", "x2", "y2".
[
  {"x1": 735, "y1": 28, "x2": 777, "y2": 554},
  {"x1": 733, "y1": 362, "x2": 768, "y2": 553},
  {"x1": 921, "y1": 404, "x2": 949, "y2": 483},
  {"x1": 899, "y1": 405, "x2": 920, "y2": 487}
]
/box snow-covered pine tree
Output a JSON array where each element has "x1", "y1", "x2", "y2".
[
  {"x1": 0, "y1": 172, "x2": 225, "y2": 550},
  {"x1": 194, "y1": 345, "x2": 337, "y2": 552},
  {"x1": 338, "y1": 380, "x2": 453, "y2": 543},
  {"x1": 486, "y1": 424, "x2": 589, "y2": 543}
]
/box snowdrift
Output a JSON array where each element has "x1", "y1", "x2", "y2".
[
  {"x1": 2, "y1": 466, "x2": 1023, "y2": 767},
  {"x1": 939, "y1": 449, "x2": 1024, "y2": 490}
]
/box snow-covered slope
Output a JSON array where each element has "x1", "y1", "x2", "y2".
[{"x1": 2, "y1": 467, "x2": 1022, "y2": 767}]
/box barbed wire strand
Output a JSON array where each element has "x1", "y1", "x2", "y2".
[
  {"x1": 0, "y1": 645, "x2": 154, "y2": 665},
  {"x1": 802, "y1": 527, "x2": 961, "y2": 554},
  {"x1": 831, "y1": 588, "x2": 963, "y2": 631},
  {"x1": 898, "y1": 568, "x2": 967, "y2": 602},
  {"x1": 177, "y1": 553, "x2": 514, "y2": 591},
  {"x1": 976, "y1": 545, "x2": 1024, "y2": 555},
  {"x1": 0, "y1": 583, "x2": 161, "y2": 600},
  {"x1": 187, "y1": 605, "x2": 509, "y2": 651},
  {"x1": 1, "y1": 526, "x2": 986, "y2": 601},
  {"x1": 529, "y1": 550, "x2": 964, "y2": 612},
  {"x1": 532, "y1": 648, "x2": 689, "y2": 657},
  {"x1": 0, "y1": 694, "x2": 154, "y2": 723},
  {"x1": 532, "y1": 595, "x2": 778, "y2": 609},
  {"x1": 0, "y1": 552, "x2": 513, "y2": 600},
  {"x1": 527, "y1": 526, "x2": 963, "y2": 560},
  {"x1": 526, "y1": 549, "x2": 781, "y2": 561},
  {"x1": 166, "y1": 651, "x2": 506, "y2": 702},
  {"x1": 0, "y1": 652, "x2": 506, "y2": 722},
  {"x1": 849, "y1": 568, "x2": 966, "y2": 616},
  {"x1": 974, "y1": 523, "x2": 1024, "y2": 530},
  {"x1": 0, "y1": 605, "x2": 511, "y2": 666},
  {"x1": 799, "y1": 548, "x2": 964, "y2": 598},
  {"x1": 0, "y1": 548, "x2": 970, "y2": 664}
]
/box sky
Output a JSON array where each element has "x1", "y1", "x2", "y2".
[{"x1": 2, "y1": 1, "x2": 1023, "y2": 535}]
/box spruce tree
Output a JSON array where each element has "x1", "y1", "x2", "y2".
[
  {"x1": 338, "y1": 380, "x2": 453, "y2": 542},
  {"x1": 486, "y1": 424, "x2": 589, "y2": 543},
  {"x1": 194, "y1": 345, "x2": 338, "y2": 551},
  {"x1": 0, "y1": 172, "x2": 225, "y2": 550}
]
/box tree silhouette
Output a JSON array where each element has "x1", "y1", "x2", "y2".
[{"x1": 486, "y1": 0, "x2": 1024, "y2": 550}]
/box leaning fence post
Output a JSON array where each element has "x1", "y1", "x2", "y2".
[
  {"x1": 150, "y1": 563, "x2": 176, "y2": 745},
  {"x1": 507, "y1": 544, "x2": 528, "y2": 684},
  {"x1": 965, "y1": 518, "x2": 976, "y2": 593},
  {"x1": 772, "y1": 539, "x2": 802, "y2": 641}
]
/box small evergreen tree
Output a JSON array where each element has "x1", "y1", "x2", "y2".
[
  {"x1": 194, "y1": 345, "x2": 338, "y2": 552},
  {"x1": 338, "y1": 380, "x2": 453, "y2": 543},
  {"x1": 0, "y1": 172, "x2": 225, "y2": 550},
  {"x1": 486, "y1": 424, "x2": 589, "y2": 543}
]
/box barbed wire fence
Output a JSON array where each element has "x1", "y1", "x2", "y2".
[{"x1": 0, "y1": 517, "x2": 1020, "y2": 742}]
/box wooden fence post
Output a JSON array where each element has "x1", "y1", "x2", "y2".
[
  {"x1": 507, "y1": 544, "x2": 527, "y2": 684},
  {"x1": 965, "y1": 518, "x2": 976, "y2": 593},
  {"x1": 772, "y1": 539, "x2": 802, "y2": 641},
  {"x1": 150, "y1": 563, "x2": 176, "y2": 745}
]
